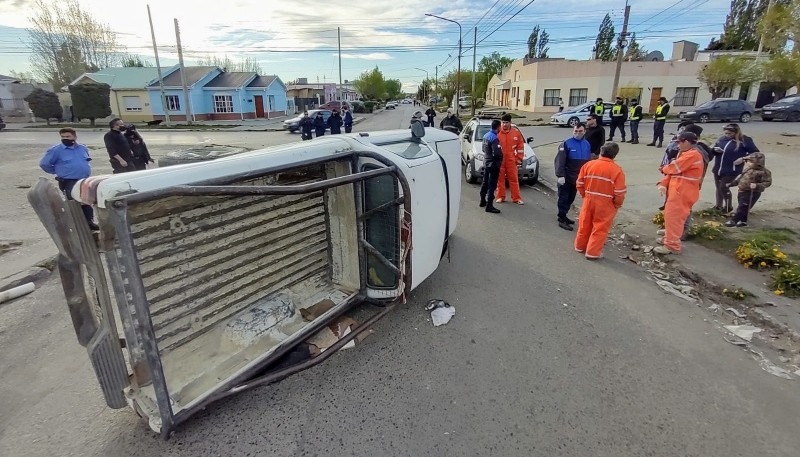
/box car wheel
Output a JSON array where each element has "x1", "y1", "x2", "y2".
[
  {"x1": 289, "y1": 128, "x2": 297, "y2": 133},
  {"x1": 157, "y1": 145, "x2": 250, "y2": 168},
  {"x1": 699, "y1": 114, "x2": 709, "y2": 123},
  {"x1": 762, "y1": 117, "x2": 773, "y2": 122},
  {"x1": 527, "y1": 169, "x2": 539, "y2": 186},
  {"x1": 567, "y1": 117, "x2": 580, "y2": 128},
  {"x1": 465, "y1": 159, "x2": 478, "y2": 184},
  {"x1": 739, "y1": 113, "x2": 751, "y2": 123},
  {"x1": 788, "y1": 111, "x2": 800, "y2": 122}
]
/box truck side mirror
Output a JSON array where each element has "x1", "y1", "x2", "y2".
[
  {"x1": 526, "y1": 137, "x2": 534, "y2": 144},
  {"x1": 463, "y1": 134, "x2": 471, "y2": 142}
]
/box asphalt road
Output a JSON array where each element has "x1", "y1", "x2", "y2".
[{"x1": 1, "y1": 106, "x2": 799, "y2": 456}]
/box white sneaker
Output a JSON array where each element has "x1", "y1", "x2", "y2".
[{"x1": 656, "y1": 229, "x2": 666, "y2": 236}]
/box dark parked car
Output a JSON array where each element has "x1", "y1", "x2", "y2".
[
  {"x1": 678, "y1": 99, "x2": 754, "y2": 123},
  {"x1": 761, "y1": 95, "x2": 800, "y2": 122},
  {"x1": 0, "y1": 115, "x2": 5, "y2": 131}
]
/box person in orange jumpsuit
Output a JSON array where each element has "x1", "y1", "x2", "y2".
[
  {"x1": 494, "y1": 113, "x2": 526, "y2": 205},
  {"x1": 654, "y1": 131, "x2": 705, "y2": 255},
  {"x1": 574, "y1": 142, "x2": 627, "y2": 259}
]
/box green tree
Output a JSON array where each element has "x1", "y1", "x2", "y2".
[
  {"x1": 417, "y1": 79, "x2": 433, "y2": 101},
  {"x1": 707, "y1": 0, "x2": 785, "y2": 51},
  {"x1": 698, "y1": 55, "x2": 759, "y2": 99},
  {"x1": 527, "y1": 26, "x2": 550, "y2": 59},
  {"x1": 69, "y1": 82, "x2": 111, "y2": 126},
  {"x1": 478, "y1": 52, "x2": 514, "y2": 78},
  {"x1": 385, "y1": 79, "x2": 403, "y2": 101},
  {"x1": 24, "y1": 88, "x2": 63, "y2": 125},
  {"x1": 624, "y1": 33, "x2": 648, "y2": 61},
  {"x1": 761, "y1": 52, "x2": 800, "y2": 99},
  {"x1": 121, "y1": 55, "x2": 152, "y2": 67},
  {"x1": 758, "y1": 0, "x2": 799, "y2": 53},
  {"x1": 354, "y1": 66, "x2": 387, "y2": 100},
  {"x1": 594, "y1": 13, "x2": 616, "y2": 61}
]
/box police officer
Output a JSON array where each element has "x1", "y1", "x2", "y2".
[
  {"x1": 609, "y1": 97, "x2": 628, "y2": 142},
  {"x1": 104, "y1": 118, "x2": 135, "y2": 174},
  {"x1": 314, "y1": 111, "x2": 327, "y2": 137},
  {"x1": 648, "y1": 96, "x2": 670, "y2": 148},
  {"x1": 593, "y1": 98, "x2": 605, "y2": 117},
  {"x1": 627, "y1": 98, "x2": 643, "y2": 144},
  {"x1": 299, "y1": 111, "x2": 313, "y2": 140},
  {"x1": 478, "y1": 119, "x2": 503, "y2": 214}
]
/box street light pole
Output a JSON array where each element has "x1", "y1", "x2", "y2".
[
  {"x1": 415, "y1": 67, "x2": 429, "y2": 102},
  {"x1": 426, "y1": 13, "x2": 462, "y2": 111}
]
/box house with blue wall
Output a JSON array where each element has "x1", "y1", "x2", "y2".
[{"x1": 146, "y1": 66, "x2": 288, "y2": 121}]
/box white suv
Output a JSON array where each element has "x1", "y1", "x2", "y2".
[{"x1": 460, "y1": 117, "x2": 539, "y2": 184}]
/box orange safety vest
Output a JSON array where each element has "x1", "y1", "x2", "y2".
[
  {"x1": 659, "y1": 147, "x2": 704, "y2": 202},
  {"x1": 576, "y1": 157, "x2": 627, "y2": 208}
]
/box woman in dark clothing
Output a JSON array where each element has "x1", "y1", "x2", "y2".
[
  {"x1": 710, "y1": 123, "x2": 760, "y2": 212},
  {"x1": 124, "y1": 126, "x2": 153, "y2": 170},
  {"x1": 314, "y1": 112, "x2": 327, "y2": 137}
]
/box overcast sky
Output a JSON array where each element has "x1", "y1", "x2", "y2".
[{"x1": 0, "y1": 0, "x2": 731, "y2": 91}]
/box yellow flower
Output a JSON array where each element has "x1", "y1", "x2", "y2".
[
  {"x1": 760, "y1": 262, "x2": 767, "y2": 267},
  {"x1": 723, "y1": 288, "x2": 728, "y2": 293},
  {"x1": 775, "y1": 289, "x2": 784, "y2": 296}
]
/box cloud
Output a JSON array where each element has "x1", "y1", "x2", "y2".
[{"x1": 337, "y1": 53, "x2": 393, "y2": 60}]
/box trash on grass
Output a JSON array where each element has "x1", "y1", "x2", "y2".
[{"x1": 724, "y1": 324, "x2": 762, "y2": 342}]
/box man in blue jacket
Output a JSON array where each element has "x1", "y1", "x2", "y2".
[
  {"x1": 39, "y1": 127, "x2": 99, "y2": 231},
  {"x1": 479, "y1": 119, "x2": 503, "y2": 214},
  {"x1": 554, "y1": 123, "x2": 593, "y2": 231},
  {"x1": 343, "y1": 106, "x2": 354, "y2": 133}
]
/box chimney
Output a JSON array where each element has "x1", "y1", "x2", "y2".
[
  {"x1": 297, "y1": 77, "x2": 308, "y2": 84},
  {"x1": 671, "y1": 41, "x2": 699, "y2": 61}
]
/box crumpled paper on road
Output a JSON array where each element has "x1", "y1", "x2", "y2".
[
  {"x1": 426, "y1": 299, "x2": 455, "y2": 326},
  {"x1": 724, "y1": 324, "x2": 762, "y2": 342}
]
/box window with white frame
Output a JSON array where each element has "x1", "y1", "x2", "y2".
[
  {"x1": 165, "y1": 95, "x2": 180, "y2": 111},
  {"x1": 543, "y1": 89, "x2": 560, "y2": 106},
  {"x1": 569, "y1": 88, "x2": 588, "y2": 106},
  {"x1": 122, "y1": 96, "x2": 142, "y2": 111},
  {"x1": 674, "y1": 87, "x2": 698, "y2": 106},
  {"x1": 214, "y1": 94, "x2": 234, "y2": 113}
]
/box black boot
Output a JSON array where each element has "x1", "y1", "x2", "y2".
[
  {"x1": 563, "y1": 215, "x2": 576, "y2": 225},
  {"x1": 621, "y1": 137, "x2": 626, "y2": 143},
  {"x1": 646, "y1": 142, "x2": 656, "y2": 146},
  {"x1": 558, "y1": 219, "x2": 574, "y2": 231},
  {"x1": 479, "y1": 197, "x2": 487, "y2": 208},
  {"x1": 657, "y1": 142, "x2": 663, "y2": 148},
  {"x1": 631, "y1": 139, "x2": 639, "y2": 144},
  {"x1": 485, "y1": 203, "x2": 501, "y2": 214}
]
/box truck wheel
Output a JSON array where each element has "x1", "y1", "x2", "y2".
[{"x1": 465, "y1": 160, "x2": 478, "y2": 184}]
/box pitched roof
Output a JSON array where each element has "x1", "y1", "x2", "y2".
[
  {"x1": 77, "y1": 67, "x2": 162, "y2": 89},
  {"x1": 204, "y1": 72, "x2": 257, "y2": 88},
  {"x1": 247, "y1": 75, "x2": 278, "y2": 88},
  {"x1": 0, "y1": 74, "x2": 18, "y2": 81},
  {"x1": 149, "y1": 66, "x2": 218, "y2": 88}
]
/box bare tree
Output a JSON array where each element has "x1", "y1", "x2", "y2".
[
  {"x1": 27, "y1": 0, "x2": 121, "y2": 88},
  {"x1": 196, "y1": 54, "x2": 263, "y2": 73}
]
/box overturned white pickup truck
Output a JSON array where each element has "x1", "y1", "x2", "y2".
[{"x1": 28, "y1": 127, "x2": 460, "y2": 437}]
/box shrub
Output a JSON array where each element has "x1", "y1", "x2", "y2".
[
  {"x1": 24, "y1": 88, "x2": 63, "y2": 125},
  {"x1": 772, "y1": 264, "x2": 800, "y2": 297},
  {"x1": 687, "y1": 220, "x2": 724, "y2": 240},
  {"x1": 735, "y1": 240, "x2": 790, "y2": 270},
  {"x1": 363, "y1": 101, "x2": 376, "y2": 113},
  {"x1": 652, "y1": 211, "x2": 665, "y2": 228},
  {"x1": 353, "y1": 103, "x2": 366, "y2": 113}
]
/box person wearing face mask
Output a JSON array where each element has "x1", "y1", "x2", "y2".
[
  {"x1": 478, "y1": 119, "x2": 503, "y2": 214},
  {"x1": 627, "y1": 98, "x2": 642, "y2": 144},
  {"x1": 494, "y1": 113, "x2": 526, "y2": 205},
  {"x1": 299, "y1": 111, "x2": 313, "y2": 140},
  {"x1": 554, "y1": 122, "x2": 592, "y2": 231},
  {"x1": 327, "y1": 109, "x2": 343, "y2": 134},
  {"x1": 574, "y1": 142, "x2": 626, "y2": 259},
  {"x1": 103, "y1": 118, "x2": 135, "y2": 173},
  {"x1": 342, "y1": 106, "x2": 354, "y2": 133},
  {"x1": 654, "y1": 131, "x2": 705, "y2": 255},
  {"x1": 647, "y1": 96, "x2": 670, "y2": 148},
  {"x1": 584, "y1": 114, "x2": 606, "y2": 159},
  {"x1": 314, "y1": 112, "x2": 327, "y2": 137},
  {"x1": 39, "y1": 127, "x2": 99, "y2": 231},
  {"x1": 710, "y1": 123, "x2": 759, "y2": 213},
  {"x1": 124, "y1": 126, "x2": 153, "y2": 170}
]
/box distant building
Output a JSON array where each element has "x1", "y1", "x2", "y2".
[
  {"x1": 68, "y1": 67, "x2": 162, "y2": 122},
  {"x1": 287, "y1": 78, "x2": 361, "y2": 112},
  {"x1": 0, "y1": 74, "x2": 54, "y2": 118}
]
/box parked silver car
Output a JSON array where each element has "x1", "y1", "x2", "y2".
[
  {"x1": 283, "y1": 109, "x2": 332, "y2": 133},
  {"x1": 460, "y1": 117, "x2": 539, "y2": 185},
  {"x1": 550, "y1": 102, "x2": 613, "y2": 127}
]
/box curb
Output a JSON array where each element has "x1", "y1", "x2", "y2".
[{"x1": 0, "y1": 255, "x2": 57, "y2": 295}]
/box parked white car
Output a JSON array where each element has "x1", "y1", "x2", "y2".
[
  {"x1": 28, "y1": 127, "x2": 461, "y2": 437},
  {"x1": 460, "y1": 117, "x2": 539, "y2": 184},
  {"x1": 549, "y1": 102, "x2": 613, "y2": 127}
]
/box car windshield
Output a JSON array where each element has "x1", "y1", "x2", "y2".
[
  {"x1": 696, "y1": 101, "x2": 715, "y2": 109},
  {"x1": 376, "y1": 140, "x2": 434, "y2": 159},
  {"x1": 778, "y1": 95, "x2": 800, "y2": 103},
  {"x1": 476, "y1": 125, "x2": 491, "y2": 138}
]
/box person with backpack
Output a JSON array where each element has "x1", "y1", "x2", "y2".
[
  {"x1": 725, "y1": 152, "x2": 772, "y2": 227},
  {"x1": 710, "y1": 123, "x2": 760, "y2": 213}
]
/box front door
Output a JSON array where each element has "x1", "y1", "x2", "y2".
[
  {"x1": 649, "y1": 87, "x2": 662, "y2": 114},
  {"x1": 254, "y1": 95, "x2": 265, "y2": 118}
]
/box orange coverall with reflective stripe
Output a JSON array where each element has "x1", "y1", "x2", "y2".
[
  {"x1": 574, "y1": 157, "x2": 627, "y2": 258},
  {"x1": 659, "y1": 147, "x2": 704, "y2": 253},
  {"x1": 495, "y1": 127, "x2": 525, "y2": 202}
]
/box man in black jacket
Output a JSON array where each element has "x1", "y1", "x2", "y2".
[
  {"x1": 584, "y1": 114, "x2": 605, "y2": 159},
  {"x1": 103, "y1": 118, "x2": 135, "y2": 174},
  {"x1": 440, "y1": 108, "x2": 463, "y2": 133},
  {"x1": 299, "y1": 111, "x2": 313, "y2": 140},
  {"x1": 608, "y1": 97, "x2": 628, "y2": 142},
  {"x1": 314, "y1": 112, "x2": 326, "y2": 137},
  {"x1": 627, "y1": 98, "x2": 643, "y2": 144},
  {"x1": 478, "y1": 119, "x2": 503, "y2": 214},
  {"x1": 327, "y1": 109, "x2": 343, "y2": 134},
  {"x1": 648, "y1": 96, "x2": 670, "y2": 147}
]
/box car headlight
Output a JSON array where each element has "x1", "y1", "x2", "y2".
[
  {"x1": 475, "y1": 153, "x2": 485, "y2": 161},
  {"x1": 684, "y1": 111, "x2": 696, "y2": 115},
  {"x1": 773, "y1": 106, "x2": 788, "y2": 110},
  {"x1": 526, "y1": 156, "x2": 537, "y2": 166}
]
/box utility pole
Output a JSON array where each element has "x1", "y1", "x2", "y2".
[
  {"x1": 755, "y1": 0, "x2": 773, "y2": 61},
  {"x1": 610, "y1": 2, "x2": 631, "y2": 101},
  {"x1": 338, "y1": 27, "x2": 343, "y2": 102},
  {"x1": 174, "y1": 18, "x2": 193, "y2": 124},
  {"x1": 435, "y1": 65, "x2": 439, "y2": 97},
  {"x1": 147, "y1": 5, "x2": 170, "y2": 126},
  {"x1": 471, "y1": 27, "x2": 477, "y2": 115}
]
